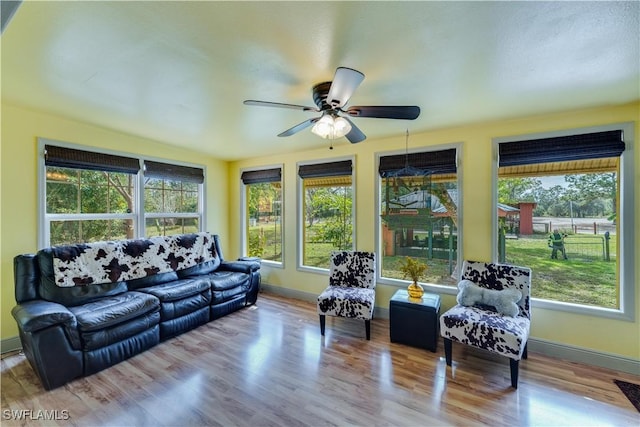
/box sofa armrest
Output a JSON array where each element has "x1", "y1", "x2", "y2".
[
  {"x1": 218, "y1": 260, "x2": 260, "y2": 274},
  {"x1": 11, "y1": 300, "x2": 76, "y2": 333}
]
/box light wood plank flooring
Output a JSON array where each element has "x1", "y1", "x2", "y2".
[{"x1": 2, "y1": 292, "x2": 639, "y2": 426}]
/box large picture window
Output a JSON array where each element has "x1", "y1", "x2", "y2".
[
  {"x1": 495, "y1": 125, "x2": 634, "y2": 318},
  {"x1": 298, "y1": 159, "x2": 354, "y2": 270},
  {"x1": 241, "y1": 167, "x2": 283, "y2": 264},
  {"x1": 378, "y1": 147, "x2": 459, "y2": 286},
  {"x1": 40, "y1": 139, "x2": 204, "y2": 247}
]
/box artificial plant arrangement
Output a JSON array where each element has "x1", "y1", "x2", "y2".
[{"x1": 399, "y1": 256, "x2": 428, "y2": 298}]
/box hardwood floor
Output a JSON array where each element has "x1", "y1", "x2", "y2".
[{"x1": 2, "y1": 292, "x2": 639, "y2": 426}]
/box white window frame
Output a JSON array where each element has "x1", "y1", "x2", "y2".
[
  {"x1": 375, "y1": 143, "x2": 463, "y2": 293},
  {"x1": 240, "y1": 164, "x2": 284, "y2": 268},
  {"x1": 491, "y1": 122, "x2": 635, "y2": 321},
  {"x1": 141, "y1": 162, "x2": 204, "y2": 238},
  {"x1": 38, "y1": 138, "x2": 205, "y2": 248},
  {"x1": 297, "y1": 156, "x2": 356, "y2": 273}
]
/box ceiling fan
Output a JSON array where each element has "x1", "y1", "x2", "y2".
[{"x1": 243, "y1": 67, "x2": 420, "y2": 144}]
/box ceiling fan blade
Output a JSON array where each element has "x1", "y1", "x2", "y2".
[
  {"x1": 327, "y1": 67, "x2": 365, "y2": 108},
  {"x1": 343, "y1": 118, "x2": 366, "y2": 143},
  {"x1": 345, "y1": 105, "x2": 421, "y2": 120},
  {"x1": 244, "y1": 100, "x2": 319, "y2": 112},
  {"x1": 278, "y1": 118, "x2": 319, "y2": 137}
]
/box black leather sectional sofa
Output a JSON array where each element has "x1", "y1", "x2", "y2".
[{"x1": 11, "y1": 232, "x2": 260, "y2": 390}]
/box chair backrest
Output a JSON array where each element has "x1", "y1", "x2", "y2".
[
  {"x1": 461, "y1": 260, "x2": 532, "y2": 318},
  {"x1": 329, "y1": 251, "x2": 376, "y2": 289}
]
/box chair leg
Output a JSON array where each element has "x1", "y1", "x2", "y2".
[
  {"x1": 510, "y1": 358, "x2": 519, "y2": 388},
  {"x1": 365, "y1": 319, "x2": 371, "y2": 340},
  {"x1": 522, "y1": 343, "x2": 528, "y2": 359},
  {"x1": 319, "y1": 315, "x2": 325, "y2": 336},
  {"x1": 444, "y1": 338, "x2": 452, "y2": 366}
]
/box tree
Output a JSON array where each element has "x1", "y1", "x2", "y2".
[
  {"x1": 565, "y1": 173, "x2": 617, "y2": 217},
  {"x1": 498, "y1": 177, "x2": 542, "y2": 205},
  {"x1": 305, "y1": 186, "x2": 352, "y2": 249},
  {"x1": 247, "y1": 182, "x2": 280, "y2": 223},
  {"x1": 531, "y1": 185, "x2": 565, "y2": 216}
]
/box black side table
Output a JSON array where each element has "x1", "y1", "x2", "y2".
[{"x1": 389, "y1": 289, "x2": 441, "y2": 352}]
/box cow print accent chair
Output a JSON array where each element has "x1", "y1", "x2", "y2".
[
  {"x1": 440, "y1": 260, "x2": 532, "y2": 388},
  {"x1": 317, "y1": 251, "x2": 376, "y2": 340}
]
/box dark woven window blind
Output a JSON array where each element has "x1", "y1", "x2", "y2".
[
  {"x1": 379, "y1": 149, "x2": 457, "y2": 177},
  {"x1": 298, "y1": 160, "x2": 352, "y2": 178},
  {"x1": 499, "y1": 130, "x2": 624, "y2": 167},
  {"x1": 241, "y1": 168, "x2": 282, "y2": 184},
  {"x1": 44, "y1": 145, "x2": 140, "y2": 174},
  {"x1": 144, "y1": 161, "x2": 204, "y2": 184}
]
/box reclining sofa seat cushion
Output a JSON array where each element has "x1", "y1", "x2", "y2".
[
  {"x1": 136, "y1": 277, "x2": 212, "y2": 339},
  {"x1": 68, "y1": 291, "x2": 160, "y2": 350}
]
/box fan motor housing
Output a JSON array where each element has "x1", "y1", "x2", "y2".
[{"x1": 312, "y1": 82, "x2": 333, "y2": 111}]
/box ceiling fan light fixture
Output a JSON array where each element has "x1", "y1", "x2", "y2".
[{"x1": 311, "y1": 114, "x2": 351, "y2": 139}]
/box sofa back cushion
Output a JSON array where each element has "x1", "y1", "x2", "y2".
[
  {"x1": 36, "y1": 232, "x2": 219, "y2": 305},
  {"x1": 37, "y1": 249, "x2": 128, "y2": 306}
]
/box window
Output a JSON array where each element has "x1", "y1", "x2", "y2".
[
  {"x1": 377, "y1": 147, "x2": 460, "y2": 287},
  {"x1": 39, "y1": 139, "x2": 204, "y2": 247},
  {"x1": 144, "y1": 161, "x2": 203, "y2": 237},
  {"x1": 241, "y1": 167, "x2": 283, "y2": 264},
  {"x1": 494, "y1": 124, "x2": 634, "y2": 318},
  {"x1": 298, "y1": 159, "x2": 354, "y2": 270}
]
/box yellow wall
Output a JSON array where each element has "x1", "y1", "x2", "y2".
[
  {"x1": 0, "y1": 104, "x2": 229, "y2": 339},
  {"x1": 229, "y1": 102, "x2": 640, "y2": 360},
  {"x1": 2, "y1": 101, "x2": 638, "y2": 361}
]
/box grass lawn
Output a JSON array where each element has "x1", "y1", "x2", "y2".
[
  {"x1": 381, "y1": 256, "x2": 457, "y2": 285},
  {"x1": 248, "y1": 222, "x2": 282, "y2": 262},
  {"x1": 251, "y1": 223, "x2": 617, "y2": 309},
  {"x1": 505, "y1": 234, "x2": 617, "y2": 308}
]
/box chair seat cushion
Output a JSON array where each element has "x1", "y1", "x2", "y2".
[
  {"x1": 440, "y1": 304, "x2": 530, "y2": 360},
  {"x1": 317, "y1": 286, "x2": 375, "y2": 320}
]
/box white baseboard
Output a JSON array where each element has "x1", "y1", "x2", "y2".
[
  {"x1": 527, "y1": 338, "x2": 639, "y2": 375},
  {"x1": 1, "y1": 336, "x2": 22, "y2": 354},
  {"x1": 261, "y1": 283, "x2": 640, "y2": 376}
]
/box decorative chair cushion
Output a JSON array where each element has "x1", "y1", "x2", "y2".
[
  {"x1": 329, "y1": 251, "x2": 376, "y2": 289},
  {"x1": 317, "y1": 287, "x2": 375, "y2": 320},
  {"x1": 456, "y1": 279, "x2": 522, "y2": 317},
  {"x1": 440, "y1": 304, "x2": 530, "y2": 359},
  {"x1": 461, "y1": 261, "x2": 532, "y2": 319}
]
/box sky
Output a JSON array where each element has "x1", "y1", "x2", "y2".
[{"x1": 539, "y1": 175, "x2": 568, "y2": 189}]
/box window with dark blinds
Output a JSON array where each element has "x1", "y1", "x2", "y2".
[
  {"x1": 144, "y1": 161, "x2": 204, "y2": 184},
  {"x1": 44, "y1": 145, "x2": 140, "y2": 174},
  {"x1": 378, "y1": 149, "x2": 457, "y2": 177},
  {"x1": 498, "y1": 130, "x2": 624, "y2": 167},
  {"x1": 241, "y1": 168, "x2": 282, "y2": 184},
  {"x1": 298, "y1": 160, "x2": 352, "y2": 178}
]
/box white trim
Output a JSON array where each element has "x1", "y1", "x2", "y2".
[
  {"x1": 296, "y1": 155, "x2": 356, "y2": 271},
  {"x1": 0, "y1": 336, "x2": 22, "y2": 354},
  {"x1": 239, "y1": 163, "x2": 285, "y2": 267},
  {"x1": 527, "y1": 337, "x2": 640, "y2": 376},
  {"x1": 37, "y1": 137, "x2": 206, "y2": 248},
  {"x1": 374, "y1": 142, "x2": 463, "y2": 286},
  {"x1": 491, "y1": 122, "x2": 635, "y2": 321}
]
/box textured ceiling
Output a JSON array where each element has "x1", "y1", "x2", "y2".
[{"x1": 2, "y1": 1, "x2": 639, "y2": 160}]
